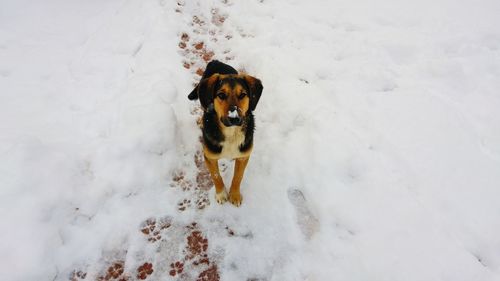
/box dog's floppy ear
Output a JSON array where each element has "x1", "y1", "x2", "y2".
[
  {"x1": 188, "y1": 86, "x2": 198, "y2": 100},
  {"x1": 197, "y1": 74, "x2": 220, "y2": 110},
  {"x1": 243, "y1": 75, "x2": 263, "y2": 111}
]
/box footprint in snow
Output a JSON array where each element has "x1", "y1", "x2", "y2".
[{"x1": 287, "y1": 188, "x2": 320, "y2": 240}]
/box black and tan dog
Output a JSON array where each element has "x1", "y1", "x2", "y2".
[{"x1": 188, "y1": 60, "x2": 263, "y2": 206}]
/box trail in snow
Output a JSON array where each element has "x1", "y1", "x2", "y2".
[
  {"x1": 73, "y1": 0, "x2": 305, "y2": 280},
  {"x1": 68, "y1": 2, "x2": 234, "y2": 280}
]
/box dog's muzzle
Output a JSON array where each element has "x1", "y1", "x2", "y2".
[
  {"x1": 222, "y1": 106, "x2": 242, "y2": 126},
  {"x1": 222, "y1": 116, "x2": 242, "y2": 127}
]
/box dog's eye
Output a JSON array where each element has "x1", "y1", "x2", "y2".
[
  {"x1": 238, "y1": 92, "x2": 247, "y2": 99},
  {"x1": 217, "y1": 92, "x2": 227, "y2": 100}
]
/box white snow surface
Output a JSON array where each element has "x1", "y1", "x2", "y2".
[
  {"x1": 1, "y1": 0, "x2": 500, "y2": 280},
  {"x1": 228, "y1": 109, "x2": 239, "y2": 119}
]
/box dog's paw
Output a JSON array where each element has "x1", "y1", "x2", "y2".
[
  {"x1": 215, "y1": 190, "x2": 228, "y2": 204},
  {"x1": 228, "y1": 191, "x2": 242, "y2": 207}
]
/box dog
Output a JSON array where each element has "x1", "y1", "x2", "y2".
[{"x1": 188, "y1": 60, "x2": 263, "y2": 206}]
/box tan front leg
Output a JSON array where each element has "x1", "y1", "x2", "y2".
[
  {"x1": 229, "y1": 157, "x2": 249, "y2": 207},
  {"x1": 204, "y1": 154, "x2": 227, "y2": 204}
]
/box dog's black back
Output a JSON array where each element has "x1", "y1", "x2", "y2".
[{"x1": 188, "y1": 60, "x2": 238, "y2": 100}]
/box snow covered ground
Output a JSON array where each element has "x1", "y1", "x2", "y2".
[{"x1": 1, "y1": 0, "x2": 500, "y2": 280}]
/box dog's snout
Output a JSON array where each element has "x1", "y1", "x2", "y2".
[
  {"x1": 228, "y1": 105, "x2": 239, "y2": 118},
  {"x1": 221, "y1": 104, "x2": 242, "y2": 127},
  {"x1": 227, "y1": 116, "x2": 242, "y2": 126}
]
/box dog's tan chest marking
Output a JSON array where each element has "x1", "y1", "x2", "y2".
[{"x1": 219, "y1": 126, "x2": 248, "y2": 159}]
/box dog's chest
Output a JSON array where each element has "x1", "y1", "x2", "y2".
[{"x1": 219, "y1": 127, "x2": 246, "y2": 159}]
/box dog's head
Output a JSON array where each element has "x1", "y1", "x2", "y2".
[{"x1": 197, "y1": 74, "x2": 263, "y2": 127}]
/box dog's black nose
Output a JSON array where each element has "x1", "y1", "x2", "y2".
[{"x1": 229, "y1": 105, "x2": 237, "y2": 112}]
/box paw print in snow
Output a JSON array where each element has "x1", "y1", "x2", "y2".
[
  {"x1": 169, "y1": 261, "x2": 184, "y2": 277},
  {"x1": 69, "y1": 270, "x2": 86, "y2": 281},
  {"x1": 136, "y1": 262, "x2": 154, "y2": 280},
  {"x1": 196, "y1": 196, "x2": 210, "y2": 210},
  {"x1": 192, "y1": 15, "x2": 206, "y2": 27},
  {"x1": 196, "y1": 170, "x2": 212, "y2": 191},
  {"x1": 197, "y1": 265, "x2": 220, "y2": 281},
  {"x1": 194, "y1": 151, "x2": 213, "y2": 190},
  {"x1": 211, "y1": 8, "x2": 226, "y2": 27},
  {"x1": 175, "y1": 1, "x2": 184, "y2": 13},
  {"x1": 193, "y1": 253, "x2": 210, "y2": 266},
  {"x1": 106, "y1": 262, "x2": 124, "y2": 279},
  {"x1": 190, "y1": 42, "x2": 214, "y2": 62},
  {"x1": 172, "y1": 170, "x2": 193, "y2": 191},
  {"x1": 186, "y1": 230, "x2": 209, "y2": 259},
  {"x1": 97, "y1": 261, "x2": 129, "y2": 281},
  {"x1": 140, "y1": 217, "x2": 172, "y2": 242},
  {"x1": 178, "y1": 198, "x2": 192, "y2": 211}
]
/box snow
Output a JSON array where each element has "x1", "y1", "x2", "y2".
[
  {"x1": 1, "y1": 0, "x2": 500, "y2": 280},
  {"x1": 228, "y1": 109, "x2": 238, "y2": 118}
]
